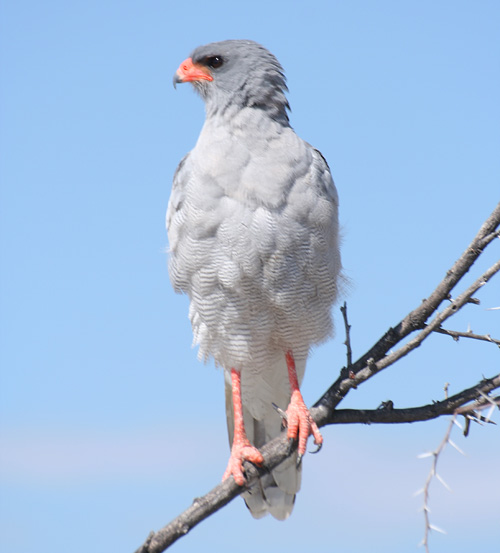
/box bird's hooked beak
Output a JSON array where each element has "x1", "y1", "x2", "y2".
[{"x1": 173, "y1": 57, "x2": 214, "y2": 89}]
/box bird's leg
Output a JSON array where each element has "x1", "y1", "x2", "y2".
[
  {"x1": 222, "y1": 368, "x2": 264, "y2": 486},
  {"x1": 285, "y1": 351, "x2": 323, "y2": 463}
]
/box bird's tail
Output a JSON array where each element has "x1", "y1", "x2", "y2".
[{"x1": 224, "y1": 356, "x2": 305, "y2": 520}]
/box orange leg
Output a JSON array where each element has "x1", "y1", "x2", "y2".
[
  {"x1": 222, "y1": 368, "x2": 264, "y2": 486},
  {"x1": 285, "y1": 351, "x2": 323, "y2": 458}
]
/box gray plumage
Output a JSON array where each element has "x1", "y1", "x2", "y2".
[{"x1": 167, "y1": 40, "x2": 341, "y2": 520}]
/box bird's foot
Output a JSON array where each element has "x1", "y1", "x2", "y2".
[
  {"x1": 222, "y1": 438, "x2": 264, "y2": 486},
  {"x1": 285, "y1": 390, "x2": 323, "y2": 464}
]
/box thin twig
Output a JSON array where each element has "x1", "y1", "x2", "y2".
[
  {"x1": 340, "y1": 301, "x2": 353, "y2": 367},
  {"x1": 417, "y1": 417, "x2": 456, "y2": 552},
  {"x1": 415, "y1": 394, "x2": 500, "y2": 551},
  {"x1": 432, "y1": 326, "x2": 500, "y2": 346},
  {"x1": 416, "y1": 390, "x2": 500, "y2": 551}
]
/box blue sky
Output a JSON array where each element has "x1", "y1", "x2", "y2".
[{"x1": 1, "y1": 1, "x2": 499, "y2": 552}]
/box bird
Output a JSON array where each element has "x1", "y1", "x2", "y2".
[{"x1": 167, "y1": 39, "x2": 342, "y2": 520}]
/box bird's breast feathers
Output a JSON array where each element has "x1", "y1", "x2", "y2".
[{"x1": 167, "y1": 119, "x2": 340, "y2": 365}]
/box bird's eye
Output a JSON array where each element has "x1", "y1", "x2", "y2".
[{"x1": 206, "y1": 56, "x2": 224, "y2": 69}]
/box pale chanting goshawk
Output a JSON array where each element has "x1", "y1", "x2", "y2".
[{"x1": 167, "y1": 40, "x2": 342, "y2": 520}]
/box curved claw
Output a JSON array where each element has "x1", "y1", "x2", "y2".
[
  {"x1": 272, "y1": 402, "x2": 288, "y2": 421},
  {"x1": 310, "y1": 441, "x2": 323, "y2": 454},
  {"x1": 273, "y1": 402, "x2": 289, "y2": 432},
  {"x1": 296, "y1": 452, "x2": 303, "y2": 468}
]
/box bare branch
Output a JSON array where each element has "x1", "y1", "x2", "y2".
[
  {"x1": 417, "y1": 416, "x2": 456, "y2": 552},
  {"x1": 134, "y1": 203, "x2": 500, "y2": 552},
  {"x1": 456, "y1": 392, "x2": 500, "y2": 434},
  {"x1": 340, "y1": 301, "x2": 353, "y2": 367},
  {"x1": 134, "y1": 373, "x2": 500, "y2": 552},
  {"x1": 432, "y1": 326, "x2": 500, "y2": 346},
  {"x1": 320, "y1": 374, "x2": 500, "y2": 425},
  {"x1": 455, "y1": 394, "x2": 500, "y2": 416},
  {"x1": 314, "y1": 256, "x2": 500, "y2": 426},
  {"x1": 414, "y1": 391, "x2": 500, "y2": 551},
  {"x1": 314, "y1": 202, "x2": 500, "y2": 424},
  {"x1": 134, "y1": 434, "x2": 300, "y2": 553}
]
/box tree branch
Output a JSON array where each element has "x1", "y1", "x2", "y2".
[
  {"x1": 340, "y1": 301, "x2": 353, "y2": 367},
  {"x1": 323, "y1": 374, "x2": 500, "y2": 425},
  {"x1": 135, "y1": 372, "x2": 500, "y2": 552},
  {"x1": 134, "y1": 202, "x2": 500, "y2": 552},
  {"x1": 313, "y1": 202, "x2": 500, "y2": 424},
  {"x1": 417, "y1": 416, "x2": 457, "y2": 552},
  {"x1": 134, "y1": 434, "x2": 300, "y2": 553},
  {"x1": 432, "y1": 326, "x2": 500, "y2": 346}
]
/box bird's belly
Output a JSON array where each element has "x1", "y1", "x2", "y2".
[
  {"x1": 170, "y1": 162, "x2": 339, "y2": 371},
  {"x1": 184, "y1": 231, "x2": 335, "y2": 372}
]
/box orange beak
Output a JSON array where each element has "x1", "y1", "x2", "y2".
[{"x1": 173, "y1": 57, "x2": 214, "y2": 87}]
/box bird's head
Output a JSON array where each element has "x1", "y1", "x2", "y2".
[{"x1": 173, "y1": 40, "x2": 290, "y2": 123}]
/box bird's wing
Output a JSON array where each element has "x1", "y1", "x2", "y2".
[
  {"x1": 166, "y1": 153, "x2": 191, "y2": 293},
  {"x1": 166, "y1": 153, "x2": 189, "y2": 233}
]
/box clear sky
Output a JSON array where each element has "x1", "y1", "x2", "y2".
[{"x1": 1, "y1": 1, "x2": 499, "y2": 552}]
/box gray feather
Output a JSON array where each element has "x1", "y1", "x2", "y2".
[{"x1": 167, "y1": 40, "x2": 342, "y2": 519}]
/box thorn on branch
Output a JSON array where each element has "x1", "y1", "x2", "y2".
[
  {"x1": 453, "y1": 393, "x2": 500, "y2": 436},
  {"x1": 464, "y1": 416, "x2": 470, "y2": 437}
]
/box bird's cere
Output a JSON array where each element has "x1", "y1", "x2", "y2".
[{"x1": 173, "y1": 57, "x2": 214, "y2": 87}]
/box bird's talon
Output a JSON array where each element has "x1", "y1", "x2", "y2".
[
  {"x1": 296, "y1": 452, "x2": 303, "y2": 468},
  {"x1": 310, "y1": 441, "x2": 323, "y2": 454},
  {"x1": 272, "y1": 402, "x2": 289, "y2": 431}
]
